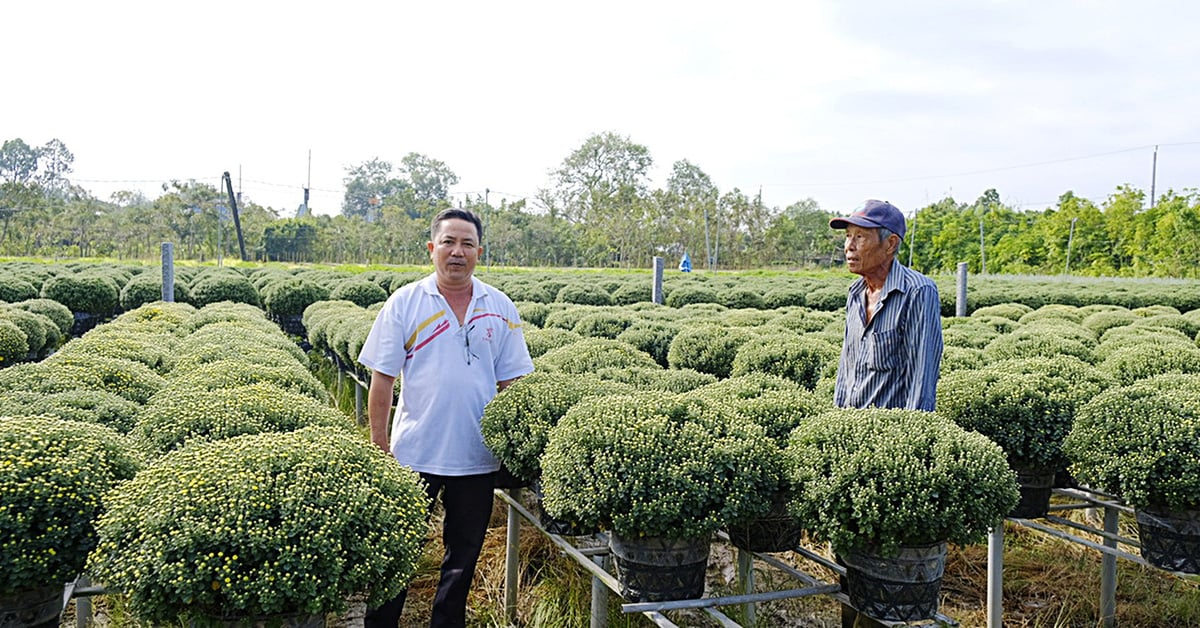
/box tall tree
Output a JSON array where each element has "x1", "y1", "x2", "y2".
[
  {"x1": 400, "y1": 152, "x2": 459, "y2": 205},
  {"x1": 341, "y1": 159, "x2": 410, "y2": 222}
]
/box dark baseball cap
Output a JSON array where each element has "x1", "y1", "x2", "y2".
[{"x1": 829, "y1": 199, "x2": 906, "y2": 239}]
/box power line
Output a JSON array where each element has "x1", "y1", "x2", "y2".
[{"x1": 761, "y1": 142, "x2": 1200, "y2": 188}]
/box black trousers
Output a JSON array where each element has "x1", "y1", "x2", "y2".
[{"x1": 365, "y1": 472, "x2": 495, "y2": 628}]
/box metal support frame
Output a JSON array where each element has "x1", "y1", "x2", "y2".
[
  {"x1": 495, "y1": 490, "x2": 959, "y2": 627},
  {"x1": 986, "y1": 487, "x2": 1192, "y2": 628}
]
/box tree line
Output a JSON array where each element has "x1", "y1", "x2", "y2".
[{"x1": 2, "y1": 135, "x2": 1198, "y2": 278}]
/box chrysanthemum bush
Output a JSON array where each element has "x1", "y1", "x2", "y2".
[
  {"x1": 666, "y1": 324, "x2": 755, "y2": 378},
  {"x1": 260, "y1": 278, "x2": 331, "y2": 319},
  {"x1": 730, "y1": 332, "x2": 839, "y2": 390},
  {"x1": 593, "y1": 365, "x2": 716, "y2": 393},
  {"x1": 132, "y1": 382, "x2": 355, "y2": 457},
  {"x1": 481, "y1": 372, "x2": 634, "y2": 485},
  {"x1": 0, "y1": 357, "x2": 166, "y2": 404},
  {"x1": 1, "y1": 416, "x2": 140, "y2": 593},
  {"x1": 534, "y1": 337, "x2": 659, "y2": 374},
  {"x1": 936, "y1": 356, "x2": 1110, "y2": 469},
  {"x1": 1063, "y1": 376, "x2": 1200, "y2": 511},
  {"x1": 88, "y1": 427, "x2": 429, "y2": 623},
  {"x1": 0, "y1": 390, "x2": 141, "y2": 434},
  {"x1": 162, "y1": 359, "x2": 329, "y2": 403},
  {"x1": 785, "y1": 408, "x2": 1018, "y2": 556},
  {"x1": 540, "y1": 393, "x2": 777, "y2": 540}
]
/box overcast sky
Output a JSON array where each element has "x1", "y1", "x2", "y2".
[{"x1": 5, "y1": 1, "x2": 1199, "y2": 218}]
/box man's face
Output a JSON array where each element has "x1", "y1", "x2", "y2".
[
  {"x1": 428, "y1": 218, "x2": 480, "y2": 286},
  {"x1": 843, "y1": 224, "x2": 896, "y2": 277}
]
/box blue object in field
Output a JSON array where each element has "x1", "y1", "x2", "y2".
[{"x1": 679, "y1": 252, "x2": 692, "y2": 272}]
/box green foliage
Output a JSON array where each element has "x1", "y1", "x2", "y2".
[
  {"x1": 1080, "y1": 308, "x2": 1138, "y2": 336},
  {"x1": 0, "y1": 390, "x2": 141, "y2": 434},
  {"x1": 0, "y1": 308, "x2": 47, "y2": 356},
  {"x1": 11, "y1": 298, "x2": 73, "y2": 337},
  {"x1": 936, "y1": 364, "x2": 1089, "y2": 468},
  {"x1": 664, "y1": 285, "x2": 719, "y2": 308},
  {"x1": 612, "y1": 282, "x2": 652, "y2": 306},
  {"x1": 542, "y1": 393, "x2": 778, "y2": 539},
  {"x1": 941, "y1": 319, "x2": 1002, "y2": 350},
  {"x1": 0, "y1": 275, "x2": 37, "y2": 302},
  {"x1": 571, "y1": 310, "x2": 636, "y2": 339},
  {"x1": 1065, "y1": 378, "x2": 1200, "y2": 511},
  {"x1": 40, "y1": 273, "x2": 120, "y2": 315},
  {"x1": 189, "y1": 274, "x2": 261, "y2": 308},
  {"x1": 1, "y1": 416, "x2": 140, "y2": 592},
  {"x1": 785, "y1": 408, "x2": 1018, "y2": 555},
  {"x1": 88, "y1": 427, "x2": 428, "y2": 622},
  {"x1": 162, "y1": 359, "x2": 328, "y2": 403},
  {"x1": 534, "y1": 338, "x2": 658, "y2": 374},
  {"x1": 514, "y1": 301, "x2": 550, "y2": 328},
  {"x1": 1018, "y1": 304, "x2": 1084, "y2": 325},
  {"x1": 58, "y1": 327, "x2": 180, "y2": 373},
  {"x1": 523, "y1": 327, "x2": 583, "y2": 359},
  {"x1": 260, "y1": 278, "x2": 331, "y2": 318},
  {"x1": 328, "y1": 279, "x2": 388, "y2": 308},
  {"x1": 666, "y1": 325, "x2": 755, "y2": 378},
  {"x1": 762, "y1": 287, "x2": 807, "y2": 309},
  {"x1": 555, "y1": 283, "x2": 614, "y2": 306},
  {"x1": 119, "y1": 274, "x2": 189, "y2": 311},
  {"x1": 481, "y1": 372, "x2": 633, "y2": 484},
  {"x1": 982, "y1": 326, "x2": 1095, "y2": 363},
  {"x1": 767, "y1": 308, "x2": 838, "y2": 334},
  {"x1": 940, "y1": 346, "x2": 986, "y2": 374},
  {"x1": 0, "y1": 353, "x2": 166, "y2": 403},
  {"x1": 132, "y1": 383, "x2": 354, "y2": 457},
  {"x1": 1098, "y1": 342, "x2": 1200, "y2": 385},
  {"x1": 593, "y1": 366, "x2": 717, "y2": 393},
  {"x1": 971, "y1": 303, "x2": 1032, "y2": 321},
  {"x1": 730, "y1": 333, "x2": 839, "y2": 390},
  {"x1": 614, "y1": 322, "x2": 680, "y2": 367},
  {"x1": 719, "y1": 287, "x2": 766, "y2": 310}
]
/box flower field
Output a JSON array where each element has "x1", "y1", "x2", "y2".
[{"x1": 2, "y1": 259, "x2": 1200, "y2": 626}]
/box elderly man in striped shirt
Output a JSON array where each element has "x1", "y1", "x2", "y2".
[{"x1": 829, "y1": 199, "x2": 943, "y2": 412}]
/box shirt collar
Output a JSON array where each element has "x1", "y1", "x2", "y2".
[{"x1": 418, "y1": 272, "x2": 489, "y2": 301}]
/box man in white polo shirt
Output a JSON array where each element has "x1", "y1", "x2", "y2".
[{"x1": 358, "y1": 207, "x2": 534, "y2": 628}]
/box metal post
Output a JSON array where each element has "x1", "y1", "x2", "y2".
[
  {"x1": 987, "y1": 525, "x2": 1004, "y2": 628},
  {"x1": 652, "y1": 256, "x2": 665, "y2": 304},
  {"x1": 979, "y1": 219, "x2": 986, "y2": 274},
  {"x1": 161, "y1": 243, "x2": 175, "y2": 302},
  {"x1": 590, "y1": 554, "x2": 609, "y2": 628},
  {"x1": 737, "y1": 548, "x2": 755, "y2": 626},
  {"x1": 956, "y1": 262, "x2": 968, "y2": 317},
  {"x1": 354, "y1": 380, "x2": 364, "y2": 426},
  {"x1": 504, "y1": 488, "x2": 521, "y2": 625},
  {"x1": 75, "y1": 575, "x2": 91, "y2": 628},
  {"x1": 1100, "y1": 507, "x2": 1119, "y2": 627}
]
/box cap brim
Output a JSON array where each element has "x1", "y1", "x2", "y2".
[{"x1": 829, "y1": 216, "x2": 880, "y2": 230}]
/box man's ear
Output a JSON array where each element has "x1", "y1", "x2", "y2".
[{"x1": 889, "y1": 234, "x2": 902, "y2": 256}]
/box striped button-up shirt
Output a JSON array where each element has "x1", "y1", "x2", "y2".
[{"x1": 833, "y1": 258, "x2": 943, "y2": 411}]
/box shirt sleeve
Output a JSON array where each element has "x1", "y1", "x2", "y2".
[
  {"x1": 903, "y1": 284, "x2": 944, "y2": 411},
  {"x1": 357, "y1": 299, "x2": 406, "y2": 378}
]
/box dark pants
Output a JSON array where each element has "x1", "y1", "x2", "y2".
[{"x1": 366, "y1": 472, "x2": 495, "y2": 628}]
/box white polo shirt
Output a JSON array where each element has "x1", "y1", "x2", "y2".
[{"x1": 357, "y1": 273, "x2": 534, "y2": 475}]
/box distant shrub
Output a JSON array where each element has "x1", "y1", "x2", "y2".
[
  {"x1": 763, "y1": 287, "x2": 807, "y2": 309},
  {"x1": 556, "y1": 283, "x2": 614, "y2": 306},
  {"x1": 983, "y1": 327, "x2": 1095, "y2": 364},
  {"x1": 942, "y1": 320, "x2": 1001, "y2": 350},
  {"x1": 1130, "y1": 314, "x2": 1200, "y2": 339},
  {"x1": 731, "y1": 333, "x2": 840, "y2": 390},
  {"x1": 119, "y1": 274, "x2": 189, "y2": 311},
  {"x1": 0, "y1": 276, "x2": 38, "y2": 303},
  {"x1": 329, "y1": 279, "x2": 388, "y2": 307},
  {"x1": 971, "y1": 303, "x2": 1033, "y2": 321},
  {"x1": 768, "y1": 309, "x2": 837, "y2": 334},
  {"x1": 665, "y1": 285, "x2": 719, "y2": 308},
  {"x1": 535, "y1": 338, "x2": 658, "y2": 374},
  {"x1": 1098, "y1": 343, "x2": 1200, "y2": 386},
  {"x1": 572, "y1": 310, "x2": 637, "y2": 340},
  {"x1": 188, "y1": 274, "x2": 261, "y2": 308},
  {"x1": 615, "y1": 322, "x2": 680, "y2": 367},
  {"x1": 515, "y1": 302, "x2": 550, "y2": 328},
  {"x1": 0, "y1": 319, "x2": 29, "y2": 366},
  {"x1": 1080, "y1": 309, "x2": 1138, "y2": 336},
  {"x1": 542, "y1": 305, "x2": 596, "y2": 331},
  {"x1": 11, "y1": 298, "x2": 74, "y2": 337},
  {"x1": 719, "y1": 288, "x2": 765, "y2": 310},
  {"x1": 41, "y1": 274, "x2": 120, "y2": 316},
  {"x1": 261, "y1": 278, "x2": 331, "y2": 318},
  {"x1": 523, "y1": 327, "x2": 582, "y2": 359},
  {"x1": 1018, "y1": 304, "x2": 1084, "y2": 325},
  {"x1": 0, "y1": 307, "x2": 49, "y2": 356},
  {"x1": 803, "y1": 285, "x2": 848, "y2": 311},
  {"x1": 612, "y1": 282, "x2": 652, "y2": 305},
  {"x1": 131, "y1": 382, "x2": 354, "y2": 457},
  {"x1": 594, "y1": 366, "x2": 717, "y2": 393},
  {"x1": 667, "y1": 325, "x2": 755, "y2": 379},
  {"x1": 502, "y1": 281, "x2": 555, "y2": 303}
]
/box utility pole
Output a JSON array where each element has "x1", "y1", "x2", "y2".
[
  {"x1": 1150, "y1": 145, "x2": 1158, "y2": 209},
  {"x1": 979, "y1": 218, "x2": 986, "y2": 274},
  {"x1": 908, "y1": 210, "x2": 917, "y2": 267},
  {"x1": 1065, "y1": 216, "x2": 1079, "y2": 275}
]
